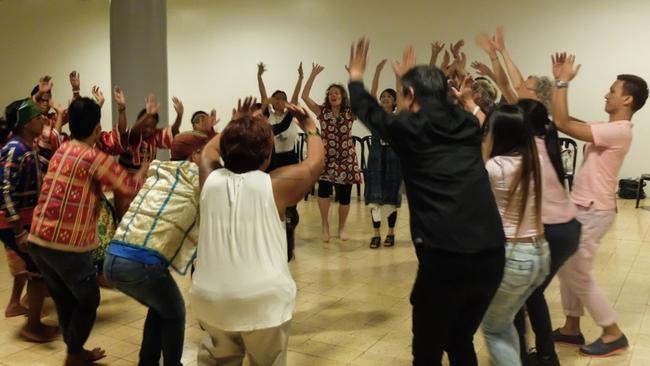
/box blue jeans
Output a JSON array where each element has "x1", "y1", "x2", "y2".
[
  {"x1": 104, "y1": 254, "x2": 185, "y2": 366},
  {"x1": 482, "y1": 240, "x2": 550, "y2": 366}
]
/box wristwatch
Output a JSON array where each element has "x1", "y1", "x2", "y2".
[
  {"x1": 555, "y1": 79, "x2": 569, "y2": 89},
  {"x1": 305, "y1": 130, "x2": 321, "y2": 137}
]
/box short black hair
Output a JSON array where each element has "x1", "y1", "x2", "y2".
[
  {"x1": 401, "y1": 65, "x2": 453, "y2": 108},
  {"x1": 137, "y1": 108, "x2": 159, "y2": 123},
  {"x1": 617, "y1": 74, "x2": 649, "y2": 112},
  {"x1": 68, "y1": 97, "x2": 101, "y2": 139},
  {"x1": 191, "y1": 110, "x2": 208, "y2": 124}
]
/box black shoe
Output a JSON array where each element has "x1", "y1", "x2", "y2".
[
  {"x1": 526, "y1": 351, "x2": 560, "y2": 366},
  {"x1": 370, "y1": 236, "x2": 381, "y2": 249},
  {"x1": 579, "y1": 335, "x2": 628, "y2": 357},
  {"x1": 552, "y1": 328, "x2": 585, "y2": 346},
  {"x1": 383, "y1": 234, "x2": 395, "y2": 247}
]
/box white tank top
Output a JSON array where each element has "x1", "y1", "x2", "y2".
[{"x1": 190, "y1": 169, "x2": 296, "y2": 331}]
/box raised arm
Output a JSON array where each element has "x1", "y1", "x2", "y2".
[
  {"x1": 493, "y1": 26, "x2": 525, "y2": 91},
  {"x1": 471, "y1": 61, "x2": 498, "y2": 83},
  {"x1": 477, "y1": 32, "x2": 517, "y2": 103},
  {"x1": 91, "y1": 86, "x2": 105, "y2": 108},
  {"x1": 271, "y1": 104, "x2": 324, "y2": 213},
  {"x1": 272, "y1": 111, "x2": 294, "y2": 136},
  {"x1": 114, "y1": 86, "x2": 127, "y2": 133},
  {"x1": 290, "y1": 62, "x2": 304, "y2": 104},
  {"x1": 171, "y1": 96, "x2": 184, "y2": 136},
  {"x1": 429, "y1": 41, "x2": 445, "y2": 67},
  {"x1": 452, "y1": 76, "x2": 486, "y2": 126},
  {"x1": 257, "y1": 62, "x2": 269, "y2": 112},
  {"x1": 69, "y1": 71, "x2": 81, "y2": 100},
  {"x1": 301, "y1": 63, "x2": 325, "y2": 115},
  {"x1": 551, "y1": 53, "x2": 592, "y2": 142},
  {"x1": 370, "y1": 59, "x2": 387, "y2": 99}
]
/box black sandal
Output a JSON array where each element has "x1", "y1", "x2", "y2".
[
  {"x1": 369, "y1": 236, "x2": 381, "y2": 249},
  {"x1": 384, "y1": 235, "x2": 395, "y2": 247}
]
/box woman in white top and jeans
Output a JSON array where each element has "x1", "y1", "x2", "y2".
[
  {"x1": 191, "y1": 98, "x2": 324, "y2": 366},
  {"x1": 480, "y1": 104, "x2": 550, "y2": 365}
]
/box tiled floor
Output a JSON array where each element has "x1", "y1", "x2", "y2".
[{"x1": 1, "y1": 196, "x2": 650, "y2": 365}]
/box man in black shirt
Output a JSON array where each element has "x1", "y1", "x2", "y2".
[{"x1": 347, "y1": 38, "x2": 506, "y2": 365}]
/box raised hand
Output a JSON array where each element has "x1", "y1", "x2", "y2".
[
  {"x1": 38, "y1": 75, "x2": 53, "y2": 95},
  {"x1": 441, "y1": 50, "x2": 451, "y2": 71},
  {"x1": 286, "y1": 103, "x2": 316, "y2": 132},
  {"x1": 171, "y1": 96, "x2": 184, "y2": 116},
  {"x1": 257, "y1": 62, "x2": 266, "y2": 77},
  {"x1": 471, "y1": 61, "x2": 492, "y2": 76},
  {"x1": 432, "y1": 41, "x2": 445, "y2": 55},
  {"x1": 298, "y1": 62, "x2": 304, "y2": 78},
  {"x1": 493, "y1": 26, "x2": 506, "y2": 52},
  {"x1": 232, "y1": 96, "x2": 258, "y2": 119},
  {"x1": 69, "y1": 71, "x2": 80, "y2": 90},
  {"x1": 114, "y1": 86, "x2": 126, "y2": 108},
  {"x1": 450, "y1": 75, "x2": 475, "y2": 105},
  {"x1": 454, "y1": 52, "x2": 468, "y2": 75},
  {"x1": 92, "y1": 86, "x2": 105, "y2": 107},
  {"x1": 348, "y1": 37, "x2": 370, "y2": 80},
  {"x1": 310, "y1": 63, "x2": 325, "y2": 76},
  {"x1": 376, "y1": 59, "x2": 387, "y2": 72},
  {"x1": 145, "y1": 93, "x2": 159, "y2": 115},
  {"x1": 552, "y1": 52, "x2": 580, "y2": 82},
  {"x1": 392, "y1": 45, "x2": 416, "y2": 78},
  {"x1": 450, "y1": 39, "x2": 465, "y2": 58},
  {"x1": 476, "y1": 32, "x2": 496, "y2": 54}
]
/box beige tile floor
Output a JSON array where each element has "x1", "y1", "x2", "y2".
[{"x1": 1, "y1": 196, "x2": 650, "y2": 365}]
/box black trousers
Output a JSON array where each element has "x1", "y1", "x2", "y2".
[
  {"x1": 411, "y1": 246, "x2": 504, "y2": 366},
  {"x1": 28, "y1": 244, "x2": 100, "y2": 355},
  {"x1": 515, "y1": 219, "x2": 582, "y2": 358}
]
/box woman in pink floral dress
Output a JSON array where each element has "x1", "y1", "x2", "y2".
[{"x1": 302, "y1": 63, "x2": 361, "y2": 242}]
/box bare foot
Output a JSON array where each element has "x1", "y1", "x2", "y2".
[
  {"x1": 339, "y1": 229, "x2": 349, "y2": 241},
  {"x1": 5, "y1": 303, "x2": 28, "y2": 317},
  {"x1": 321, "y1": 226, "x2": 330, "y2": 242},
  {"x1": 20, "y1": 323, "x2": 60, "y2": 342},
  {"x1": 82, "y1": 348, "x2": 106, "y2": 362}
]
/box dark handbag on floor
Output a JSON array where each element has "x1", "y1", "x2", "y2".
[{"x1": 618, "y1": 178, "x2": 646, "y2": 199}]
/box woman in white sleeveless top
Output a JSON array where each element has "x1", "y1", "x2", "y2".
[{"x1": 191, "y1": 98, "x2": 324, "y2": 366}]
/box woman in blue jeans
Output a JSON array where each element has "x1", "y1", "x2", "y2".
[
  {"x1": 479, "y1": 104, "x2": 550, "y2": 365},
  {"x1": 104, "y1": 132, "x2": 209, "y2": 366},
  {"x1": 514, "y1": 99, "x2": 581, "y2": 365}
]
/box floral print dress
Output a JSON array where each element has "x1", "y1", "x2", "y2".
[{"x1": 317, "y1": 107, "x2": 362, "y2": 185}]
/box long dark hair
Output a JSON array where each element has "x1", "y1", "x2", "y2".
[
  {"x1": 487, "y1": 104, "x2": 542, "y2": 236},
  {"x1": 517, "y1": 99, "x2": 565, "y2": 186},
  {"x1": 1, "y1": 99, "x2": 29, "y2": 144}
]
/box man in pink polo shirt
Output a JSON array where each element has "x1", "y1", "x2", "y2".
[{"x1": 549, "y1": 52, "x2": 648, "y2": 357}]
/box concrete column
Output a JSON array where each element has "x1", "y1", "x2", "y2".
[{"x1": 110, "y1": 0, "x2": 169, "y2": 158}]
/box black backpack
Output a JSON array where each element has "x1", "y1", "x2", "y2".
[{"x1": 618, "y1": 178, "x2": 646, "y2": 199}]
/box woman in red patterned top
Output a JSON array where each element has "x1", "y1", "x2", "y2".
[{"x1": 302, "y1": 63, "x2": 361, "y2": 242}]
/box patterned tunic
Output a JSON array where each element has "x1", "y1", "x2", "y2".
[
  {"x1": 318, "y1": 107, "x2": 361, "y2": 185},
  {"x1": 29, "y1": 140, "x2": 144, "y2": 252}
]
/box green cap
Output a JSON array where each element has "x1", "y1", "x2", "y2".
[{"x1": 16, "y1": 100, "x2": 43, "y2": 128}]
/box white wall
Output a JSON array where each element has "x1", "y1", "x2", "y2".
[{"x1": 1, "y1": 0, "x2": 650, "y2": 177}]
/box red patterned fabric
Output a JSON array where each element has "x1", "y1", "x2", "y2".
[
  {"x1": 29, "y1": 140, "x2": 144, "y2": 252},
  {"x1": 317, "y1": 107, "x2": 361, "y2": 184},
  {"x1": 119, "y1": 127, "x2": 173, "y2": 168}
]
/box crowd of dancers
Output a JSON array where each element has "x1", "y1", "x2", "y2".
[{"x1": 0, "y1": 26, "x2": 648, "y2": 366}]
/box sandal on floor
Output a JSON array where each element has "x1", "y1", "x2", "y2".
[
  {"x1": 384, "y1": 235, "x2": 395, "y2": 247},
  {"x1": 369, "y1": 237, "x2": 381, "y2": 249}
]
